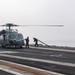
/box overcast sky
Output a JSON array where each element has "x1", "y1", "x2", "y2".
[{"x1": 0, "y1": 0, "x2": 75, "y2": 45}]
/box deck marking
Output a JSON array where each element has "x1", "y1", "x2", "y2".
[
  {"x1": 0, "y1": 60, "x2": 64, "y2": 75},
  {"x1": 30, "y1": 47, "x2": 75, "y2": 53},
  {"x1": 0, "y1": 54, "x2": 75, "y2": 67},
  {"x1": 0, "y1": 51, "x2": 19, "y2": 54},
  {"x1": 0, "y1": 67, "x2": 24, "y2": 75}
]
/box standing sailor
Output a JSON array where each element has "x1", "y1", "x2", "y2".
[{"x1": 25, "y1": 37, "x2": 29, "y2": 48}]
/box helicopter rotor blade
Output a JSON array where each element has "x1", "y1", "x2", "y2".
[
  {"x1": 18, "y1": 25, "x2": 64, "y2": 27},
  {"x1": 0, "y1": 24, "x2": 64, "y2": 27}
]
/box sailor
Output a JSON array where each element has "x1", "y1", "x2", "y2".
[
  {"x1": 25, "y1": 37, "x2": 29, "y2": 48},
  {"x1": 33, "y1": 38, "x2": 38, "y2": 47}
]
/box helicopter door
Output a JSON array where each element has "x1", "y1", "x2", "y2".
[
  {"x1": 0, "y1": 35, "x2": 3, "y2": 44},
  {"x1": 3, "y1": 34, "x2": 6, "y2": 41}
]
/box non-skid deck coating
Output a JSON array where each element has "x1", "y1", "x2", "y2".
[{"x1": 0, "y1": 46, "x2": 75, "y2": 75}]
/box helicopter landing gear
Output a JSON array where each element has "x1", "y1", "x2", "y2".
[
  {"x1": 2, "y1": 44, "x2": 6, "y2": 48},
  {"x1": 14, "y1": 45, "x2": 22, "y2": 48}
]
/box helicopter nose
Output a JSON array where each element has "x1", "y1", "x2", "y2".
[
  {"x1": 9, "y1": 40, "x2": 17, "y2": 44},
  {"x1": 9, "y1": 40, "x2": 13, "y2": 44},
  {"x1": 12, "y1": 39, "x2": 16, "y2": 42},
  {"x1": 13, "y1": 40, "x2": 17, "y2": 44},
  {"x1": 9, "y1": 39, "x2": 24, "y2": 45}
]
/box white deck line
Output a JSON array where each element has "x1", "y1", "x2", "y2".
[
  {"x1": 0, "y1": 60, "x2": 64, "y2": 75},
  {"x1": 30, "y1": 47, "x2": 75, "y2": 53},
  {"x1": 0, "y1": 67, "x2": 23, "y2": 75},
  {"x1": 0, "y1": 54, "x2": 75, "y2": 67}
]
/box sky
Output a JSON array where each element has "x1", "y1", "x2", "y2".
[{"x1": 0, "y1": 0, "x2": 75, "y2": 46}]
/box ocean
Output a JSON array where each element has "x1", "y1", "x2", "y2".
[{"x1": 44, "y1": 40, "x2": 75, "y2": 47}]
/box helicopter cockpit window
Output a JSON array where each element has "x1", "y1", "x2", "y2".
[
  {"x1": 8, "y1": 33, "x2": 23, "y2": 40},
  {"x1": 8, "y1": 34, "x2": 16, "y2": 39},
  {"x1": 18, "y1": 34, "x2": 23, "y2": 39}
]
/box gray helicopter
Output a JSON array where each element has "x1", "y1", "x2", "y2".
[{"x1": 0, "y1": 23, "x2": 25, "y2": 48}]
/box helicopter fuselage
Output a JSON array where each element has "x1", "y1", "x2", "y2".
[{"x1": 0, "y1": 29, "x2": 25, "y2": 48}]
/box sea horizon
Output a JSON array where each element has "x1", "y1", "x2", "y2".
[{"x1": 44, "y1": 39, "x2": 75, "y2": 47}]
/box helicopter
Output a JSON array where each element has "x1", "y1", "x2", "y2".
[
  {"x1": 0, "y1": 23, "x2": 25, "y2": 48},
  {"x1": 0, "y1": 23, "x2": 63, "y2": 48}
]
